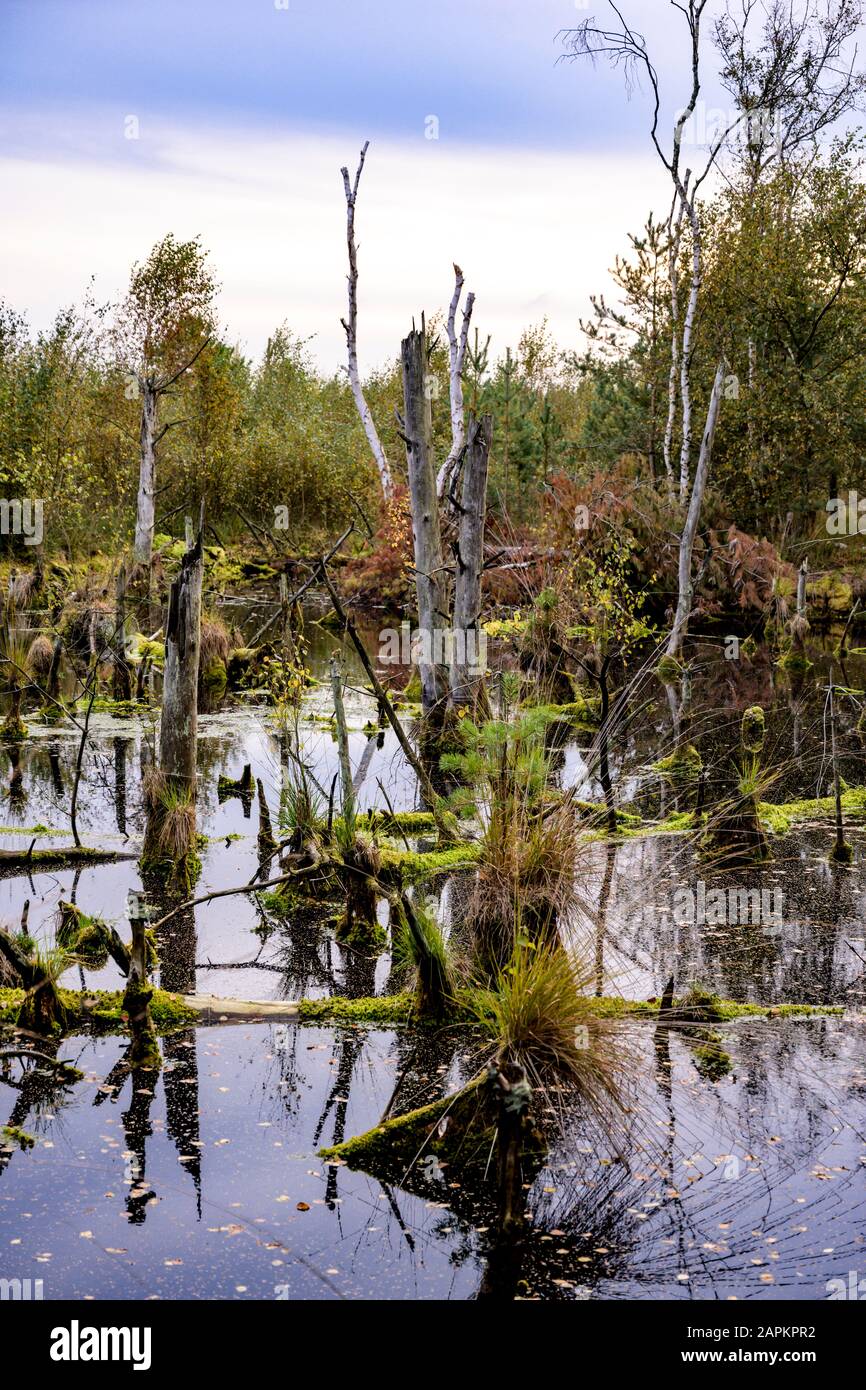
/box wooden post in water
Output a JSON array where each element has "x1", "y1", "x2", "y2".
[
  {"x1": 160, "y1": 515, "x2": 204, "y2": 798},
  {"x1": 142, "y1": 510, "x2": 204, "y2": 886}
]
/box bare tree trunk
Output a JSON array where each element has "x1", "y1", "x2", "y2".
[
  {"x1": 437, "y1": 264, "x2": 475, "y2": 499},
  {"x1": 134, "y1": 381, "x2": 158, "y2": 570},
  {"x1": 662, "y1": 187, "x2": 687, "y2": 497},
  {"x1": 340, "y1": 143, "x2": 392, "y2": 499},
  {"x1": 113, "y1": 563, "x2": 132, "y2": 702},
  {"x1": 123, "y1": 904, "x2": 160, "y2": 1069},
  {"x1": 450, "y1": 414, "x2": 492, "y2": 706},
  {"x1": 677, "y1": 201, "x2": 702, "y2": 502},
  {"x1": 256, "y1": 777, "x2": 277, "y2": 864},
  {"x1": 666, "y1": 359, "x2": 726, "y2": 661},
  {"x1": 329, "y1": 655, "x2": 355, "y2": 841},
  {"x1": 160, "y1": 522, "x2": 204, "y2": 793},
  {"x1": 401, "y1": 324, "x2": 447, "y2": 715},
  {"x1": 829, "y1": 669, "x2": 852, "y2": 864}
]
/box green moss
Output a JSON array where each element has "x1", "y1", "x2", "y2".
[
  {"x1": 656, "y1": 654, "x2": 684, "y2": 683},
  {"x1": 0, "y1": 986, "x2": 198, "y2": 1036},
  {"x1": 574, "y1": 799, "x2": 641, "y2": 829},
  {"x1": 1, "y1": 714, "x2": 28, "y2": 742},
  {"x1": 295, "y1": 987, "x2": 841, "y2": 1028},
  {"x1": 1, "y1": 1125, "x2": 36, "y2": 1150},
  {"x1": 201, "y1": 660, "x2": 228, "y2": 698},
  {"x1": 378, "y1": 841, "x2": 481, "y2": 885},
  {"x1": 652, "y1": 744, "x2": 702, "y2": 783},
  {"x1": 0, "y1": 823, "x2": 67, "y2": 836},
  {"x1": 356, "y1": 808, "x2": 464, "y2": 837},
  {"x1": 759, "y1": 785, "x2": 866, "y2": 834},
  {"x1": 319, "y1": 1073, "x2": 489, "y2": 1170},
  {"x1": 829, "y1": 840, "x2": 854, "y2": 864},
  {"x1": 690, "y1": 1031, "x2": 734, "y2": 1081},
  {"x1": 84, "y1": 697, "x2": 149, "y2": 718},
  {"x1": 57, "y1": 901, "x2": 110, "y2": 968},
  {"x1": 298, "y1": 992, "x2": 416, "y2": 1025},
  {"x1": 741, "y1": 705, "x2": 766, "y2": 753},
  {"x1": 139, "y1": 849, "x2": 203, "y2": 893},
  {"x1": 402, "y1": 671, "x2": 422, "y2": 702},
  {"x1": 777, "y1": 649, "x2": 813, "y2": 672},
  {"x1": 0, "y1": 846, "x2": 125, "y2": 868},
  {"x1": 807, "y1": 572, "x2": 853, "y2": 614},
  {"x1": 132, "y1": 635, "x2": 165, "y2": 668},
  {"x1": 521, "y1": 693, "x2": 601, "y2": 728},
  {"x1": 333, "y1": 912, "x2": 388, "y2": 954},
  {"x1": 617, "y1": 809, "x2": 699, "y2": 839}
]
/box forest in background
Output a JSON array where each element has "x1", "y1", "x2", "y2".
[{"x1": 3, "y1": 131, "x2": 866, "y2": 628}]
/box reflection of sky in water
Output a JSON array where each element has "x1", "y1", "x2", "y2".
[
  {"x1": 0, "y1": 1019, "x2": 863, "y2": 1300},
  {"x1": 1, "y1": 632, "x2": 866, "y2": 1297}
]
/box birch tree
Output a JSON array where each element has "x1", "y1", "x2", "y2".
[
  {"x1": 565, "y1": 0, "x2": 864, "y2": 656},
  {"x1": 113, "y1": 235, "x2": 216, "y2": 572},
  {"x1": 340, "y1": 143, "x2": 393, "y2": 499}
]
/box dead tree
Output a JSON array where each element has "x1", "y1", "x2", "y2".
[
  {"x1": 340, "y1": 143, "x2": 393, "y2": 499},
  {"x1": 401, "y1": 323, "x2": 448, "y2": 716},
  {"x1": 160, "y1": 518, "x2": 204, "y2": 795},
  {"x1": 828, "y1": 670, "x2": 852, "y2": 864},
  {"x1": 666, "y1": 358, "x2": 726, "y2": 659},
  {"x1": 113, "y1": 562, "x2": 132, "y2": 702},
  {"x1": 142, "y1": 514, "x2": 204, "y2": 884},
  {"x1": 0, "y1": 929, "x2": 68, "y2": 1035},
  {"x1": 565, "y1": 0, "x2": 865, "y2": 647},
  {"x1": 437, "y1": 263, "x2": 475, "y2": 499},
  {"x1": 123, "y1": 903, "x2": 160, "y2": 1069},
  {"x1": 450, "y1": 414, "x2": 493, "y2": 706}
]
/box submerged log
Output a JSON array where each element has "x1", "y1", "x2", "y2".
[{"x1": 319, "y1": 1067, "x2": 545, "y2": 1218}]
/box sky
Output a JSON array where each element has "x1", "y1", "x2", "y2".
[{"x1": 0, "y1": 0, "x2": 752, "y2": 371}]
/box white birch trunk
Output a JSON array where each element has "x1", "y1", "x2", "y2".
[
  {"x1": 677, "y1": 200, "x2": 702, "y2": 502},
  {"x1": 340, "y1": 143, "x2": 392, "y2": 499},
  {"x1": 666, "y1": 358, "x2": 726, "y2": 660}
]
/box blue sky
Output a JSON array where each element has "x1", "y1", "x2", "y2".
[
  {"x1": 0, "y1": 1, "x2": 799, "y2": 368},
  {"x1": 1, "y1": 0, "x2": 671, "y2": 153}
]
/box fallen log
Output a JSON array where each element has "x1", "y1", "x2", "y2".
[
  {"x1": 181, "y1": 995, "x2": 300, "y2": 1024},
  {"x1": 0, "y1": 846, "x2": 138, "y2": 874}
]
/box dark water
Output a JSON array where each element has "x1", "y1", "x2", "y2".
[
  {"x1": 1, "y1": 623, "x2": 865, "y2": 1299},
  {"x1": 1, "y1": 1019, "x2": 863, "y2": 1300}
]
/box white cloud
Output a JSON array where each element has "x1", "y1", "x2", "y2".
[{"x1": 0, "y1": 117, "x2": 665, "y2": 370}]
